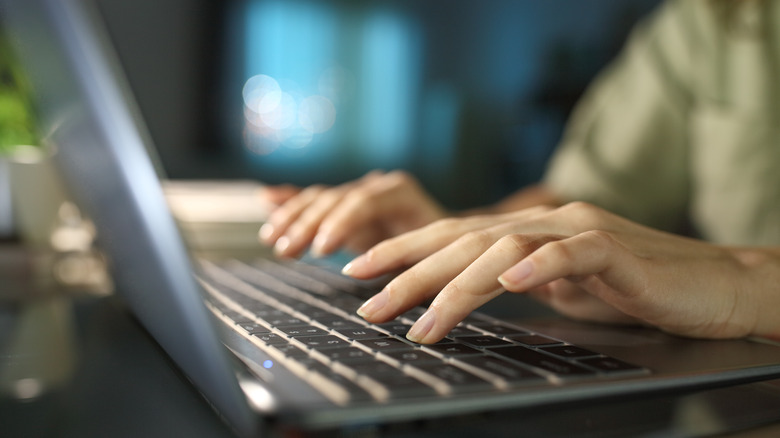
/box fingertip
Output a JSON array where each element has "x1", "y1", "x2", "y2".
[
  {"x1": 273, "y1": 235, "x2": 297, "y2": 258},
  {"x1": 311, "y1": 232, "x2": 336, "y2": 258},
  {"x1": 341, "y1": 253, "x2": 370, "y2": 278},
  {"x1": 498, "y1": 259, "x2": 534, "y2": 291},
  {"x1": 341, "y1": 261, "x2": 355, "y2": 276},
  {"x1": 356, "y1": 289, "x2": 389, "y2": 320},
  {"x1": 258, "y1": 223, "x2": 276, "y2": 244},
  {"x1": 406, "y1": 308, "x2": 438, "y2": 344}
]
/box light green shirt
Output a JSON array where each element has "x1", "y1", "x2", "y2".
[{"x1": 544, "y1": 0, "x2": 780, "y2": 246}]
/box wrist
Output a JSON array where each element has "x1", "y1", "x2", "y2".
[{"x1": 731, "y1": 247, "x2": 780, "y2": 340}]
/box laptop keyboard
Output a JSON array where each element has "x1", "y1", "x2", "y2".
[{"x1": 198, "y1": 258, "x2": 648, "y2": 406}]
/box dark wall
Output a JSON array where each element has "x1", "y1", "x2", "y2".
[
  {"x1": 95, "y1": 0, "x2": 660, "y2": 208},
  {"x1": 94, "y1": 0, "x2": 233, "y2": 178}
]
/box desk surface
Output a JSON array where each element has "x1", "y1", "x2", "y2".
[{"x1": 3, "y1": 244, "x2": 780, "y2": 438}]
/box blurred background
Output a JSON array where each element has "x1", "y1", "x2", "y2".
[{"x1": 90, "y1": 0, "x2": 659, "y2": 210}]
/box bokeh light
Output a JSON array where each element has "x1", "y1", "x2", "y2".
[{"x1": 242, "y1": 72, "x2": 339, "y2": 154}]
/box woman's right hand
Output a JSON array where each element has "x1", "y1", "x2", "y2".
[{"x1": 258, "y1": 170, "x2": 448, "y2": 258}]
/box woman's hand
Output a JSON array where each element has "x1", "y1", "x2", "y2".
[
  {"x1": 258, "y1": 171, "x2": 447, "y2": 258},
  {"x1": 344, "y1": 202, "x2": 780, "y2": 343}
]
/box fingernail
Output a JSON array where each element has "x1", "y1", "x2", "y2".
[
  {"x1": 357, "y1": 290, "x2": 388, "y2": 319},
  {"x1": 311, "y1": 233, "x2": 329, "y2": 258},
  {"x1": 406, "y1": 309, "x2": 436, "y2": 343},
  {"x1": 274, "y1": 235, "x2": 291, "y2": 256},
  {"x1": 341, "y1": 253, "x2": 367, "y2": 277},
  {"x1": 498, "y1": 259, "x2": 534, "y2": 288},
  {"x1": 258, "y1": 223, "x2": 275, "y2": 243}
]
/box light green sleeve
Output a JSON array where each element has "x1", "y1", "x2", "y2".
[{"x1": 543, "y1": 0, "x2": 706, "y2": 233}]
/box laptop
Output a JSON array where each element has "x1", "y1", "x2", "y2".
[{"x1": 4, "y1": 0, "x2": 780, "y2": 436}]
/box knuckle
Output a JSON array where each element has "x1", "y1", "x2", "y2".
[
  {"x1": 343, "y1": 186, "x2": 372, "y2": 206},
  {"x1": 496, "y1": 234, "x2": 536, "y2": 254},
  {"x1": 300, "y1": 184, "x2": 327, "y2": 197},
  {"x1": 385, "y1": 170, "x2": 417, "y2": 188},
  {"x1": 524, "y1": 204, "x2": 556, "y2": 216},
  {"x1": 543, "y1": 239, "x2": 577, "y2": 264},
  {"x1": 431, "y1": 217, "x2": 459, "y2": 229},
  {"x1": 456, "y1": 229, "x2": 495, "y2": 248},
  {"x1": 384, "y1": 270, "x2": 419, "y2": 302},
  {"x1": 559, "y1": 201, "x2": 597, "y2": 214},
  {"x1": 581, "y1": 229, "x2": 615, "y2": 245},
  {"x1": 441, "y1": 280, "x2": 467, "y2": 299},
  {"x1": 579, "y1": 229, "x2": 621, "y2": 256},
  {"x1": 424, "y1": 217, "x2": 459, "y2": 234},
  {"x1": 557, "y1": 201, "x2": 604, "y2": 226}
]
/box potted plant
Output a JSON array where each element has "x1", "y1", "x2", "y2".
[{"x1": 0, "y1": 26, "x2": 40, "y2": 238}]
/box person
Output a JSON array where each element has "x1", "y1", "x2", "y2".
[{"x1": 257, "y1": 0, "x2": 780, "y2": 344}]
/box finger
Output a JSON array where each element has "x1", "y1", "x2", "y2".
[
  {"x1": 313, "y1": 170, "x2": 441, "y2": 256},
  {"x1": 270, "y1": 172, "x2": 382, "y2": 257},
  {"x1": 278, "y1": 186, "x2": 355, "y2": 258},
  {"x1": 310, "y1": 179, "x2": 398, "y2": 256},
  {"x1": 259, "y1": 185, "x2": 326, "y2": 246},
  {"x1": 343, "y1": 216, "x2": 494, "y2": 279},
  {"x1": 406, "y1": 234, "x2": 558, "y2": 343},
  {"x1": 355, "y1": 225, "x2": 505, "y2": 324},
  {"x1": 341, "y1": 227, "x2": 388, "y2": 256},
  {"x1": 525, "y1": 282, "x2": 641, "y2": 325},
  {"x1": 498, "y1": 230, "x2": 642, "y2": 310}
]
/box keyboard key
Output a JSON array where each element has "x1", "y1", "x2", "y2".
[
  {"x1": 380, "y1": 349, "x2": 441, "y2": 365},
  {"x1": 470, "y1": 323, "x2": 528, "y2": 336},
  {"x1": 311, "y1": 368, "x2": 375, "y2": 403},
  {"x1": 237, "y1": 322, "x2": 271, "y2": 334},
  {"x1": 334, "y1": 328, "x2": 387, "y2": 340},
  {"x1": 376, "y1": 322, "x2": 413, "y2": 336},
  {"x1": 252, "y1": 333, "x2": 288, "y2": 345},
  {"x1": 347, "y1": 361, "x2": 403, "y2": 377},
  {"x1": 346, "y1": 360, "x2": 438, "y2": 399},
  {"x1": 271, "y1": 344, "x2": 309, "y2": 359},
  {"x1": 509, "y1": 334, "x2": 563, "y2": 346},
  {"x1": 314, "y1": 347, "x2": 374, "y2": 364},
  {"x1": 329, "y1": 296, "x2": 364, "y2": 312},
  {"x1": 355, "y1": 338, "x2": 416, "y2": 352},
  {"x1": 454, "y1": 356, "x2": 545, "y2": 385},
  {"x1": 278, "y1": 325, "x2": 329, "y2": 337},
  {"x1": 423, "y1": 343, "x2": 484, "y2": 357},
  {"x1": 266, "y1": 315, "x2": 307, "y2": 327},
  {"x1": 491, "y1": 346, "x2": 594, "y2": 378},
  {"x1": 305, "y1": 363, "x2": 374, "y2": 405},
  {"x1": 540, "y1": 345, "x2": 599, "y2": 359},
  {"x1": 313, "y1": 315, "x2": 364, "y2": 330},
  {"x1": 398, "y1": 308, "x2": 426, "y2": 320},
  {"x1": 251, "y1": 308, "x2": 287, "y2": 319},
  {"x1": 445, "y1": 326, "x2": 483, "y2": 338},
  {"x1": 456, "y1": 336, "x2": 514, "y2": 348},
  {"x1": 294, "y1": 335, "x2": 351, "y2": 350},
  {"x1": 223, "y1": 311, "x2": 252, "y2": 324},
  {"x1": 356, "y1": 372, "x2": 437, "y2": 401},
  {"x1": 298, "y1": 307, "x2": 336, "y2": 319},
  {"x1": 406, "y1": 363, "x2": 494, "y2": 394}
]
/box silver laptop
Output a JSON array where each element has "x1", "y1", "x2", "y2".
[{"x1": 5, "y1": 0, "x2": 780, "y2": 436}]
